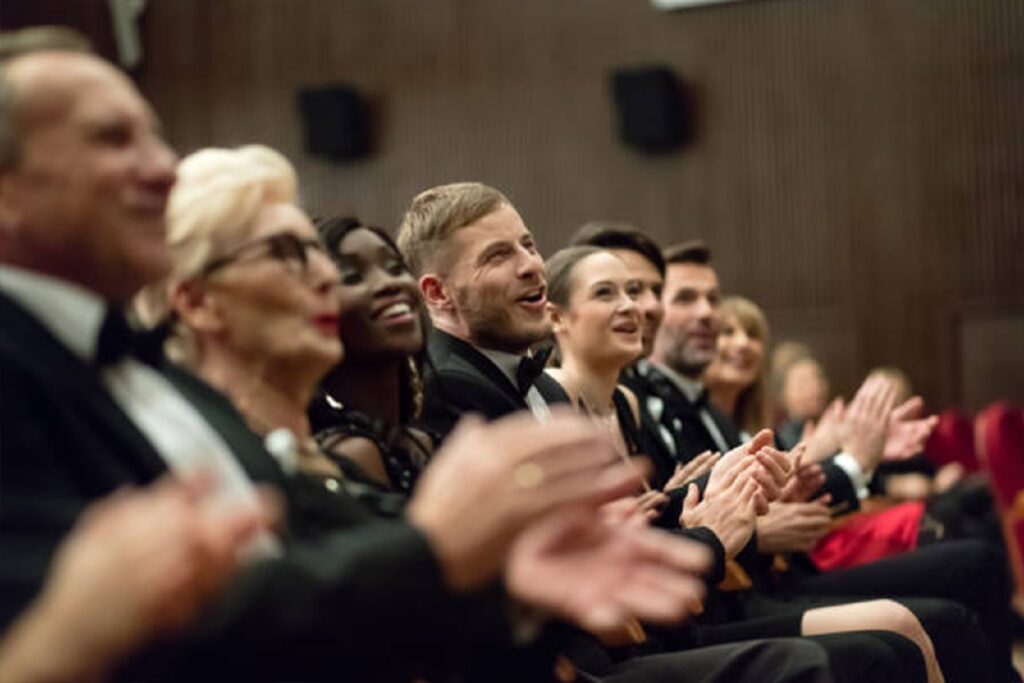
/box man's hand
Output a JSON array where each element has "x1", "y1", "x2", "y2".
[
  {"x1": 884, "y1": 396, "x2": 938, "y2": 462},
  {"x1": 407, "y1": 410, "x2": 645, "y2": 591},
  {"x1": 506, "y1": 508, "x2": 710, "y2": 633},
  {"x1": 838, "y1": 376, "x2": 899, "y2": 472},
  {"x1": 1, "y1": 475, "x2": 275, "y2": 683},
  {"x1": 755, "y1": 499, "x2": 833, "y2": 554}
]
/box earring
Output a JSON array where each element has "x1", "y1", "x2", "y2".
[{"x1": 407, "y1": 356, "x2": 424, "y2": 420}]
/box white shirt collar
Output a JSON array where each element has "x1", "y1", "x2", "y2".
[
  {"x1": 0, "y1": 265, "x2": 106, "y2": 361},
  {"x1": 653, "y1": 361, "x2": 705, "y2": 403}
]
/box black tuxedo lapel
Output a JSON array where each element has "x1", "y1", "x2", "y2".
[
  {"x1": 0, "y1": 294, "x2": 168, "y2": 483},
  {"x1": 420, "y1": 329, "x2": 573, "y2": 439},
  {"x1": 428, "y1": 329, "x2": 523, "y2": 407}
]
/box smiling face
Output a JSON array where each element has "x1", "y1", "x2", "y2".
[
  {"x1": 439, "y1": 203, "x2": 549, "y2": 354},
  {"x1": 332, "y1": 227, "x2": 423, "y2": 361},
  {"x1": 654, "y1": 262, "x2": 721, "y2": 378},
  {"x1": 0, "y1": 53, "x2": 178, "y2": 302},
  {"x1": 608, "y1": 248, "x2": 664, "y2": 358},
  {"x1": 551, "y1": 251, "x2": 643, "y2": 372},
  {"x1": 705, "y1": 310, "x2": 765, "y2": 392},
  {"x1": 193, "y1": 203, "x2": 342, "y2": 377}
]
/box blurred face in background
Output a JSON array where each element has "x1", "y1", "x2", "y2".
[
  {"x1": 655, "y1": 262, "x2": 721, "y2": 378},
  {"x1": 781, "y1": 357, "x2": 830, "y2": 421},
  {"x1": 705, "y1": 310, "x2": 765, "y2": 392}
]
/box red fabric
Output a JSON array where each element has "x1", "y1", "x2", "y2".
[
  {"x1": 924, "y1": 409, "x2": 980, "y2": 472},
  {"x1": 975, "y1": 402, "x2": 1024, "y2": 595},
  {"x1": 809, "y1": 502, "x2": 925, "y2": 571}
]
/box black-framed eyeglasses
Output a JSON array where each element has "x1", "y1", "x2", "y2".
[{"x1": 200, "y1": 232, "x2": 327, "y2": 278}]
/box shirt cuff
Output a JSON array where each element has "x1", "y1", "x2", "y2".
[{"x1": 832, "y1": 451, "x2": 871, "y2": 500}]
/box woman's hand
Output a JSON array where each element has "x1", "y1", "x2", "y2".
[{"x1": 663, "y1": 451, "x2": 720, "y2": 492}]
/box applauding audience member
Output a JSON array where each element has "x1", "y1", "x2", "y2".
[
  {"x1": 308, "y1": 216, "x2": 431, "y2": 499},
  {"x1": 0, "y1": 476, "x2": 274, "y2": 683},
  {"x1": 398, "y1": 182, "x2": 570, "y2": 437}
]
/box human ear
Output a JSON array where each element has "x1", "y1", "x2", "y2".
[
  {"x1": 170, "y1": 280, "x2": 224, "y2": 333},
  {"x1": 546, "y1": 302, "x2": 567, "y2": 336},
  {"x1": 419, "y1": 274, "x2": 452, "y2": 312}
]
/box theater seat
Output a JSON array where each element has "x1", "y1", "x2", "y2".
[
  {"x1": 975, "y1": 402, "x2": 1024, "y2": 597},
  {"x1": 924, "y1": 408, "x2": 980, "y2": 473}
]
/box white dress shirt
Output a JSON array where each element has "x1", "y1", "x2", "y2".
[{"x1": 0, "y1": 265, "x2": 279, "y2": 555}]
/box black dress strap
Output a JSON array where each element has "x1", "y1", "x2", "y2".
[{"x1": 612, "y1": 388, "x2": 643, "y2": 456}]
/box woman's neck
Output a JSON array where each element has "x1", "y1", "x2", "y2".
[
  {"x1": 323, "y1": 357, "x2": 403, "y2": 425},
  {"x1": 197, "y1": 348, "x2": 315, "y2": 439},
  {"x1": 558, "y1": 353, "x2": 621, "y2": 415},
  {"x1": 708, "y1": 380, "x2": 743, "y2": 421}
]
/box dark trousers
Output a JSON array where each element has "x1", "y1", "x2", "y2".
[
  {"x1": 591, "y1": 637, "x2": 834, "y2": 683},
  {"x1": 781, "y1": 539, "x2": 1013, "y2": 683}
]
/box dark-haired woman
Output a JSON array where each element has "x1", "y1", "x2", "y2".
[{"x1": 309, "y1": 216, "x2": 433, "y2": 505}]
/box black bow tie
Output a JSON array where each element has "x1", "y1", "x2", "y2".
[
  {"x1": 515, "y1": 346, "x2": 553, "y2": 395},
  {"x1": 95, "y1": 308, "x2": 168, "y2": 367}
]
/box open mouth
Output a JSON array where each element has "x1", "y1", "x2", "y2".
[
  {"x1": 379, "y1": 302, "x2": 413, "y2": 319},
  {"x1": 517, "y1": 287, "x2": 547, "y2": 309},
  {"x1": 612, "y1": 321, "x2": 640, "y2": 335}
]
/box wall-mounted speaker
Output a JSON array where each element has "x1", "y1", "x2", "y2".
[
  {"x1": 298, "y1": 85, "x2": 371, "y2": 161},
  {"x1": 611, "y1": 66, "x2": 692, "y2": 153}
]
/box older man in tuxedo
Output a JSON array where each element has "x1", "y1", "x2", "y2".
[{"x1": 0, "y1": 28, "x2": 761, "y2": 683}]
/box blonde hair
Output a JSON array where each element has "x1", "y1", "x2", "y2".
[
  {"x1": 395, "y1": 181, "x2": 508, "y2": 276},
  {"x1": 720, "y1": 296, "x2": 772, "y2": 434},
  {"x1": 136, "y1": 145, "x2": 298, "y2": 362}
]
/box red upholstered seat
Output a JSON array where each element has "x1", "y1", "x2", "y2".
[
  {"x1": 924, "y1": 409, "x2": 980, "y2": 473},
  {"x1": 975, "y1": 402, "x2": 1024, "y2": 596}
]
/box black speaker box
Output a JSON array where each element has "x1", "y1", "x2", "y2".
[
  {"x1": 298, "y1": 85, "x2": 371, "y2": 161},
  {"x1": 611, "y1": 66, "x2": 691, "y2": 153}
]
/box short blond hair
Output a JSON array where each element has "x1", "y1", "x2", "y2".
[
  {"x1": 136, "y1": 145, "x2": 298, "y2": 361},
  {"x1": 395, "y1": 182, "x2": 508, "y2": 276}
]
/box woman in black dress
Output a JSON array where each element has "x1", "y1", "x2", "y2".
[{"x1": 309, "y1": 217, "x2": 433, "y2": 502}]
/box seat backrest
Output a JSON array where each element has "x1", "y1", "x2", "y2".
[
  {"x1": 924, "y1": 408, "x2": 979, "y2": 472},
  {"x1": 975, "y1": 402, "x2": 1024, "y2": 595}
]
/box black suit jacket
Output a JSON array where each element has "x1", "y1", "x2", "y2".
[
  {"x1": 0, "y1": 293, "x2": 538, "y2": 681},
  {"x1": 419, "y1": 329, "x2": 570, "y2": 439}
]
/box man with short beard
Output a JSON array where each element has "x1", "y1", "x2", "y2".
[{"x1": 397, "y1": 182, "x2": 571, "y2": 439}]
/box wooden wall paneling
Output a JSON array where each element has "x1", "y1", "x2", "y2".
[{"x1": 126, "y1": 0, "x2": 1024, "y2": 408}]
